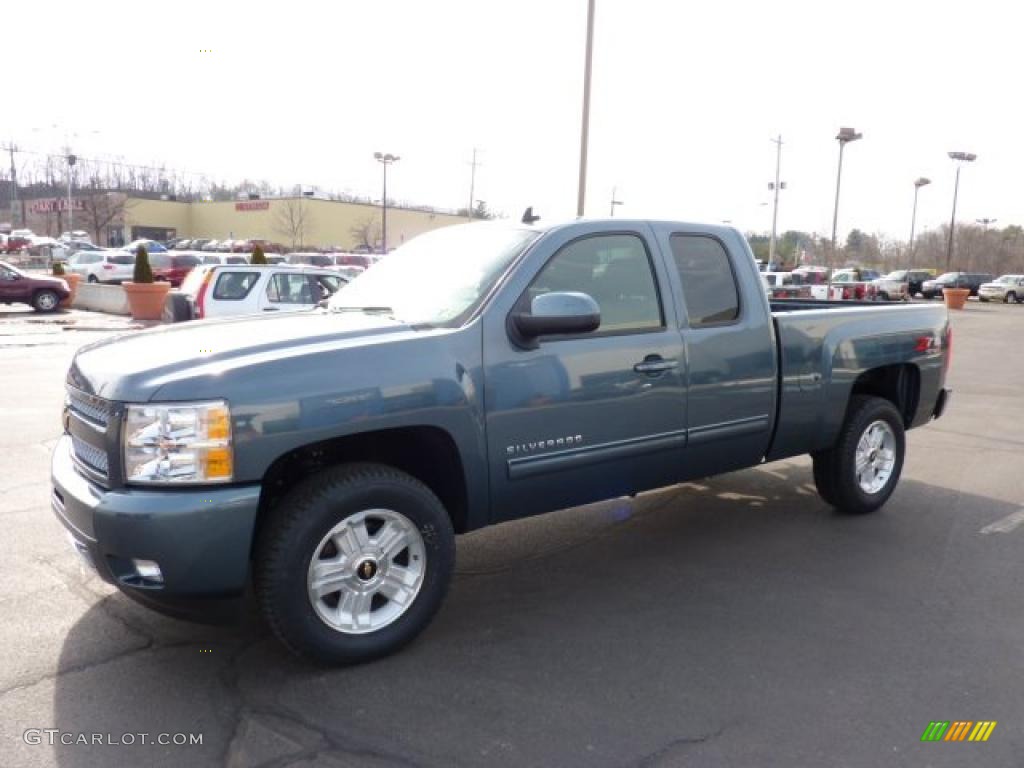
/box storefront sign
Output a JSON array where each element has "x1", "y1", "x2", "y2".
[
  {"x1": 28, "y1": 198, "x2": 85, "y2": 214},
  {"x1": 235, "y1": 201, "x2": 270, "y2": 211}
]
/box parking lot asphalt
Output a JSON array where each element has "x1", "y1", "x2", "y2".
[{"x1": 1, "y1": 300, "x2": 1022, "y2": 767}]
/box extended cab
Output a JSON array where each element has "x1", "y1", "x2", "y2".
[{"x1": 51, "y1": 220, "x2": 952, "y2": 664}]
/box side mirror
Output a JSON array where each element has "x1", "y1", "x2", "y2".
[{"x1": 511, "y1": 291, "x2": 601, "y2": 345}]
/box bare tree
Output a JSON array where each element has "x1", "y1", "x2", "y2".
[
  {"x1": 79, "y1": 189, "x2": 131, "y2": 245},
  {"x1": 274, "y1": 198, "x2": 313, "y2": 250},
  {"x1": 349, "y1": 215, "x2": 381, "y2": 250}
]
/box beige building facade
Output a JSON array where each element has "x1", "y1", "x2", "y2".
[{"x1": 24, "y1": 194, "x2": 466, "y2": 250}]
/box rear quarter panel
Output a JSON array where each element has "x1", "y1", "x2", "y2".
[{"x1": 767, "y1": 303, "x2": 948, "y2": 460}]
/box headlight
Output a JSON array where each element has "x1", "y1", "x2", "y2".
[{"x1": 124, "y1": 401, "x2": 233, "y2": 484}]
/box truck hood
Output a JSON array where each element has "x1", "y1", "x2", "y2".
[{"x1": 67, "y1": 310, "x2": 419, "y2": 401}]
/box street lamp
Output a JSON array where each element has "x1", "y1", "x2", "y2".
[
  {"x1": 945, "y1": 151, "x2": 977, "y2": 270},
  {"x1": 830, "y1": 127, "x2": 862, "y2": 259},
  {"x1": 976, "y1": 217, "x2": 996, "y2": 230},
  {"x1": 373, "y1": 152, "x2": 400, "y2": 253},
  {"x1": 768, "y1": 134, "x2": 784, "y2": 267},
  {"x1": 908, "y1": 177, "x2": 931, "y2": 262},
  {"x1": 577, "y1": 0, "x2": 596, "y2": 216}
]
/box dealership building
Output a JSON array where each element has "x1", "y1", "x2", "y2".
[{"x1": 19, "y1": 194, "x2": 467, "y2": 250}]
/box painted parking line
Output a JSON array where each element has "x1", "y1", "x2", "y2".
[{"x1": 980, "y1": 509, "x2": 1024, "y2": 535}]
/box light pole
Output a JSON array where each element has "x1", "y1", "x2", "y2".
[
  {"x1": 373, "y1": 152, "x2": 399, "y2": 253},
  {"x1": 946, "y1": 151, "x2": 977, "y2": 271},
  {"x1": 467, "y1": 147, "x2": 480, "y2": 222},
  {"x1": 976, "y1": 217, "x2": 996, "y2": 230},
  {"x1": 609, "y1": 186, "x2": 623, "y2": 216},
  {"x1": 66, "y1": 153, "x2": 77, "y2": 234},
  {"x1": 830, "y1": 127, "x2": 862, "y2": 261},
  {"x1": 768, "y1": 135, "x2": 784, "y2": 268},
  {"x1": 577, "y1": 0, "x2": 596, "y2": 216},
  {"x1": 908, "y1": 177, "x2": 931, "y2": 263}
]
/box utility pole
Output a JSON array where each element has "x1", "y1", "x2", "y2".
[
  {"x1": 768, "y1": 135, "x2": 783, "y2": 268},
  {"x1": 609, "y1": 186, "x2": 623, "y2": 216},
  {"x1": 6, "y1": 143, "x2": 17, "y2": 228},
  {"x1": 467, "y1": 147, "x2": 480, "y2": 221}
]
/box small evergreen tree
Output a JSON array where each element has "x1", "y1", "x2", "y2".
[
  {"x1": 52, "y1": 261, "x2": 66, "y2": 276},
  {"x1": 251, "y1": 243, "x2": 267, "y2": 264},
  {"x1": 133, "y1": 245, "x2": 154, "y2": 283}
]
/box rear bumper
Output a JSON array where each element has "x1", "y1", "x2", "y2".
[
  {"x1": 933, "y1": 388, "x2": 952, "y2": 421},
  {"x1": 50, "y1": 435, "x2": 261, "y2": 622}
]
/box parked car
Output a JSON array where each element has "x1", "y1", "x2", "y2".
[
  {"x1": 170, "y1": 239, "x2": 193, "y2": 250},
  {"x1": 790, "y1": 266, "x2": 830, "y2": 299},
  {"x1": 762, "y1": 271, "x2": 811, "y2": 299},
  {"x1": 163, "y1": 264, "x2": 348, "y2": 321},
  {"x1": 201, "y1": 253, "x2": 250, "y2": 266},
  {"x1": 149, "y1": 252, "x2": 203, "y2": 287},
  {"x1": 52, "y1": 240, "x2": 105, "y2": 264},
  {"x1": 921, "y1": 272, "x2": 995, "y2": 299},
  {"x1": 869, "y1": 270, "x2": 932, "y2": 301},
  {"x1": 52, "y1": 219, "x2": 952, "y2": 665},
  {"x1": 201, "y1": 240, "x2": 222, "y2": 252},
  {"x1": 0, "y1": 259, "x2": 69, "y2": 311},
  {"x1": 333, "y1": 253, "x2": 374, "y2": 269},
  {"x1": 189, "y1": 239, "x2": 211, "y2": 251},
  {"x1": 829, "y1": 269, "x2": 874, "y2": 300},
  {"x1": 977, "y1": 274, "x2": 1024, "y2": 304},
  {"x1": 66, "y1": 250, "x2": 136, "y2": 283},
  {"x1": 59, "y1": 230, "x2": 92, "y2": 243},
  {"x1": 286, "y1": 252, "x2": 335, "y2": 268},
  {"x1": 123, "y1": 239, "x2": 167, "y2": 254}
]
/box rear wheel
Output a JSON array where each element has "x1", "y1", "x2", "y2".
[
  {"x1": 812, "y1": 395, "x2": 905, "y2": 515},
  {"x1": 162, "y1": 292, "x2": 192, "y2": 323},
  {"x1": 87, "y1": 274, "x2": 99, "y2": 283},
  {"x1": 255, "y1": 463, "x2": 455, "y2": 665},
  {"x1": 1005, "y1": 292, "x2": 1017, "y2": 304},
  {"x1": 32, "y1": 289, "x2": 59, "y2": 312}
]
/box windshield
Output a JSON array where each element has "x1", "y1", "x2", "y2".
[
  {"x1": 995, "y1": 275, "x2": 1020, "y2": 283},
  {"x1": 328, "y1": 224, "x2": 541, "y2": 325},
  {"x1": 883, "y1": 271, "x2": 907, "y2": 280}
]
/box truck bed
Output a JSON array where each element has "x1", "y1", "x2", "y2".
[{"x1": 766, "y1": 300, "x2": 949, "y2": 462}]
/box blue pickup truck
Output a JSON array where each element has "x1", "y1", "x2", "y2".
[{"x1": 52, "y1": 219, "x2": 952, "y2": 664}]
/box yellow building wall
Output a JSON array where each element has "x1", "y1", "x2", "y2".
[{"x1": 130, "y1": 197, "x2": 467, "y2": 250}]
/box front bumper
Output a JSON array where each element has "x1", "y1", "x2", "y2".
[{"x1": 51, "y1": 435, "x2": 261, "y2": 622}]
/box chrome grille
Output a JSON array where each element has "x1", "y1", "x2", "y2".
[
  {"x1": 66, "y1": 388, "x2": 111, "y2": 429},
  {"x1": 71, "y1": 435, "x2": 109, "y2": 475}
]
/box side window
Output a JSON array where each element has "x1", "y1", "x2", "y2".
[
  {"x1": 267, "y1": 273, "x2": 315, "y2": 304},
  {"x1": 212, "y1": 272, "x2": 259, "y2": 300},
  {"x1": 524, "y1": 234, "x2": 662, "y2": 334},
  {"x1": 669, "y1": 235, "x2": 740, "y2": 326}
]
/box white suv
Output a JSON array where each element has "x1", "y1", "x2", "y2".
[
  {"x1": 67, "y1": 250, "x2": 136, "y2": 283},
  {"x1": 165, "y1": 264, "x2": 348, "y2": 321}
]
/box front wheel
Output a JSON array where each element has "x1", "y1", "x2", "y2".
[
  {"x1": 813, "y1": 395, "x2": 905, "y2": 515},
  {"x1": 87, "y1": 274, "x2": 99, "y2": 283},
  {"x1": 1006, "y1": 292, "x2": 1017, "y2": 304},
  {"x1": 255, "y1": 463, "x2": 455, "y2": 665},
  {"x1": 32, "y1": 289, "x2": 60, "y2": 312}
]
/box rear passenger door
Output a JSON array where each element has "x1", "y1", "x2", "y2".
[
  {"x1": 258, "y1": 272, "x2": 319, "y2": 312},
  {"x1": 654, "y1": 227, "x2": 777, "y2": 479}
]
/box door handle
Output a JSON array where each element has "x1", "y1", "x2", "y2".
[
  {"x1": 262, "y1": 307, "x2": 280, "y2": 311},
  {"x1": 633, "y1": 356, "x2": 678, "y2": 374}
]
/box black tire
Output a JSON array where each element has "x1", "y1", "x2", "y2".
[
  {"x1": 162, "y1": 292, "x2": 192, "y2": 323},
  {"x1": 32, "y1": 289, "x2": 60, "y2": 313},
  {"x1": 1006, "y1": 292, "x2": 1017, "y2": 304},
  {"x1": 255, "y1": 463, "x2": 455, "y2": 665},
  {"x1": 813, "y1": 395, "x2": 905, "y2": 515},
  {"x1": 978, "y1": 296, "x2": 988, "y2": 303},
  {"x1": 87, "y1": 274, "x2": 99, "y2": 283}
]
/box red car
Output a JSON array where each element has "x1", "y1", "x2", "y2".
[
  {"x1": 149, "y1": 253, "x2": 203, "y2": 287},
  {"x1": 0, "y1": 260, "x2": 70, "y2": 311}
]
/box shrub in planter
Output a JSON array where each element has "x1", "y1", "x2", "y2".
[
  {"x1": 251, "y1": 244, "x2": 268, "y2": 264},
  {"x1": 52, "y1": 261, "x2": 66, "y2": 276},
  {"x1": 54, "y1": 260, "x2": 81, "y2": 308},
  {"x1": 124, "y1": 244, "x2": 169, "y2": 320}
]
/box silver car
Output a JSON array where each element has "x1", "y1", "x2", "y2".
[{"x1": 978, "y1": 275, "x2": 1024, "y2": 303}]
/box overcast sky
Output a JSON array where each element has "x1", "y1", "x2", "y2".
[{"x1": 9, "y1": 0, "x2": 1021, "y2": 240}]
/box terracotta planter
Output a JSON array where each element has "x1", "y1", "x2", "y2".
[
  {"x1": 123, "y1": 281, "x2": 171, "y2": 321},
  {"x1": 943, "y1": 287, "x2": 970, "y2": 310},
  {"x1": 59, "y1": 273, "x2": 81, "y2": 309}
]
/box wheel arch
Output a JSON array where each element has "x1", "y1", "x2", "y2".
[
  {"x1": 848, "y1": 363, "x2": 920, "y2": 428},
  {"x1": 254, "y1": 426, "x2": 471, "y2": 555}
]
